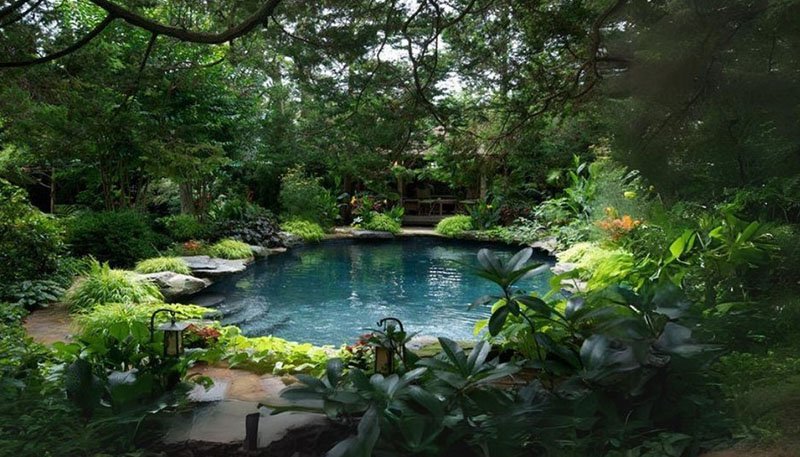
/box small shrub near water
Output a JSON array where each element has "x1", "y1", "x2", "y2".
[
  {"x1": 65, "y1": 210, "x2": 161, "y2": 267},
  {"x1": 436, "y1": 214, "x2": 474, "y2": 237},
  {"x1": 361, "y1": 213, "x2": 401, "y2": 234},
  {"x1": 158, "y1": 214, "x2": 209, "y2": 241},
  {"x1": 207, "y1": 239, "x2": 253, "y2": 259},
  {"x1": 282, "y1": 219, "x2": 326, "y2": 242},
  {"x1": 65, "y1": 261, "x2": 162, "y2": 312},
  {"x1": 134, "y1": 257, "x2": 191, "y2": 275}
]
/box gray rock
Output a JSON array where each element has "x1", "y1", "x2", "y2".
[
  {"x1": 141, "y1": 271, "x2": 211, "y2": 300},
  {"x1": 180, "y1": 255, "x2": 250, "y2": 277},
  {"x1": 530, "y1": 236, "x2": 559, "y2": 255},
  {"x1": 249, "y1": 245, "x2": 270, "y2": 257},
  {"x1": 190, "y1": 292, "x2": 227, "y2": 308},
  {"x1": 407, "y1": 335, "x2": 439, "y2": 351},
  {"x1": 352, "y1": 230, "x2": 395, "y2": 239},
  {"x1": 551, "y1": 262, "x2": 578, "y2": 275},
  {"x1": 278, "y1": 231, "x2": 304, "y2": 247}
]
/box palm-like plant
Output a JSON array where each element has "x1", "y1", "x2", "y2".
[{"x1": 469, "y1": 248, "x2": 552, "y2": 360}]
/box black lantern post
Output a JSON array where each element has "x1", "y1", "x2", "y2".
[
  {"x1": 149, "y1": 308, "x2": 191, "y2": 357},
  {"x1": 374, "y1": 317, "x2": 406, "y2": 375}
]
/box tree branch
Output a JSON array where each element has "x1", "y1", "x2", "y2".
[
  {"x1": 0, "y1": 14, "x2": 115, "y2": 68},
  {"x1": 0, "y1": 0, "x2": 42, "y2": 27},
  {"x1": 88, "y1": 0, "x2": 283, "y2": 44},
  {"x1": 0, "y1": 0, "x2": 28, "y2": 21}
]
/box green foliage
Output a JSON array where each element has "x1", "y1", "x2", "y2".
[
  {"x1": 221, "y1": 327, "x2": 334, "y2": 375},
  {"x1": 1, "y1": 280, "x2": 64, "y2": 310},
  {"x1": 74, "y1": 302, "x2": 211, "y2": 370},
  {"x1": 279, "y1": 166, "x2": 338, "y2": 228},
  {"x1": 159, "y1": 214, "x2": 209, "y2": 241},
  {"x1": 466, "y1": 196, "x2": 502, "y2": 230},
  {"x1": 0, "y1": 179, "x2": 64, "y2": 284},
  {"x1": 282, "y1": 219, "x2": 326, "y2": 242},
  {"x1": 207, "y1": 238, "x2": 253, "y2": 260},
  {"x1": 271, "y1": 338, "x2": 522, "y2": 456},
  {"x1": 557, "y1": 242, "x2": 638, "y2": 290},
  {"x1": 435, "y1": 215, "x2": 474, "y2": 237},
  {"x1": 361, "y1": 213, "x2": 401, "y2": 234},
  {"x1": 65, "y1": 210, "x2": 161, "y2": 267},
  {"x1": 134, "y1": 257, "x2": 191, "y2": 275},
  {"x1": 473, "y1": 250, "x2": 722, "y2": 454},
  {"x1": 715, "y1": 351, "x2": 800, "y2": 444},
  {"x1": 65, "y1": 261, "x2": 162, "y2": 312}
]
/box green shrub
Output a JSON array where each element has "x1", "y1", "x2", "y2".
[
  {"x1": 435, "y1": 215, "x2": 474, "y2": 236},
  {"x1": 282, "y1": 219, "x2": 326, "y2": 242},
  {"x1": 362, "y1": 213, "x2": 402, "y2": 234},
  {"x1": 558, "y1": 241, "x2": 637, "y2": 289},
  {"x1": 159, "y1": 214, "x2": 208, "y2": 241},
  {"x1": 134, "y1": 257, "x2": 191, "y2": 275},
  {"x1": 0, "y1": 179, "x2": 64, "y2": 283},
  {"x1": 1, "y1": 280, "x2": 65, "y2": 310},
  {"x1": 75, "y1": 302, "x2": 211, "y2": 360},
  {"x1": 65, "y1": 261, "x2": 162, "y2": 312},
  {"x1": 279, "y1": 166, "x2": 338, "y2": 228},
  {"x1": 207, "y1": 239, "x2": 253, "y2": 259},
  {"x1": 65, "y1": 210, "x2": 160, "y2": 267}
]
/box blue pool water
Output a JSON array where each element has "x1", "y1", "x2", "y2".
[{"x1": 202, "y1": 237, "x2": 553, "y2": 346}]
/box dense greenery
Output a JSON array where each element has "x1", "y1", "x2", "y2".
[
  {"x1": 436, "y1": 215, "x2": 474, "y2": 237},
  {"x1": 65, "y1": 260, "x2": 163, "y2": 312},
  {"x1": 282, "y1": 219, "x2": 326, "y2": 243},
  {"x1": 134, "y1": 257, "x2": 191, "y2": 275},
  {"x1": 1, "y1": 0, "x2": 799, "y2": 455}
]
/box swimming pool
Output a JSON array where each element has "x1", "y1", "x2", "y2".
[{"x1": 199, "y1": 237, "x2": 553, "y2": 345}]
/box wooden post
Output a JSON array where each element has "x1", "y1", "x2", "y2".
[{"x1": 244, "y1": 412, "x2": 260, "y2": 451}]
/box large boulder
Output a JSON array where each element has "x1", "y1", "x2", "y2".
[
  {"x1": 278, "y1": 231, "x2": 304, "y2": 247},
  {"x1": 141, "y1": 271, "x2": 211, "y2": 300},
  {"x1": 180, "y1": 255, "x2": 251, "y2": 277}
]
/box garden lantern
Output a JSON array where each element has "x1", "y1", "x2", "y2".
[
  {"x1": 149, "y1": 308, "x2": 190, "y2": 357},
  {"x1": 373, "y1": 317, "x2": 406, "y2": 375}
]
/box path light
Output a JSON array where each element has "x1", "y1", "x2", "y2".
[
  {"x1": 374, "y1": 317, "x2": 407, "y2": 375},
  {"x1": 149, "y1": 308, "x2": 191, "y2": 357}
]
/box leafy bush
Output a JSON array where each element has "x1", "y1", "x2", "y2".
[
  {"x1": 65, "y1": 261, "x2": 162, "y2": 312},
  {"x1": 435, "y1": 214, "x2": 474, "y2": 236},
  {"x1": 207, "y1": 239, "x2": 253, "y2": 259},
  {"x1": 362, "y1": 213, "x2": 401, "y2": 234},
  {"x1": 279, "y1": 166, "x2": 338, "y2": 228},
  {"x1": 65, "y1": 210, "x2": 160, "y2": 267},
  {"x1": 272, "y1": 339, "x2": 521, "y2": 456},
  {"x1": 1, "y1": 280, "x2": 64, "y2": 310},
  {"x1": 74, "y1": 302, "x2": 212, "y2": 370},
  {"x1": 467, "y1": 196, "x2": 502, "y2": 229},
  {"x1": 557, "y1": 242, "x2": 637, "y2": 289},
  {"x1": 220, "y1": 326, "x2": 333, "y2": 375},
  {"x1": 282, "y1": 219, "x2": 326, "y2": 242},
  {"x1": 0, "y1": 179, "x2": 64, "y2": 284},
  {"x1": 158, "y1": 214, "x2": 208, "y2": 241},
  {"x1": 134, "y1": 257, "x2": 191, "y2": 275}
]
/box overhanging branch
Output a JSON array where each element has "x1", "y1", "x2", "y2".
[
  {"x1": 0, "y1": 14, "x2": 115, "y2": 67},
  {"x1": 89, "y1": 0, "x2": 283, "y2": 44}
]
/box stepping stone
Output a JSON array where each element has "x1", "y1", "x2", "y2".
[
  {"x1": 188, "y1": 379, "x2": 229, "y2": 402},
  {"x1": 180, "y1": 256, "x2": 250, "y2": 277}
]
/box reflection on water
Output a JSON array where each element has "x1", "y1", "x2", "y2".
[{"x1": 201, "y1": 238, "x2": 553, "y2": 346}]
